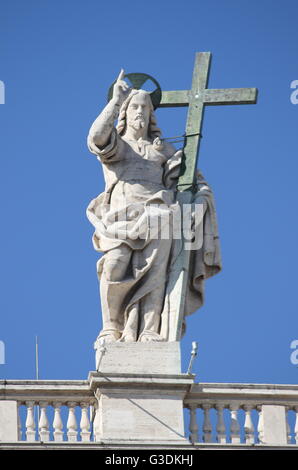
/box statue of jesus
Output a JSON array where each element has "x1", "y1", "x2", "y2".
[{"x1": 87, "y1": 70, "x2": 221, "y2": 343}]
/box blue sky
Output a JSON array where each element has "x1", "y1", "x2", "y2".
[{"x1": 0, "y1": 0, "x2": 297, "y2": 385}]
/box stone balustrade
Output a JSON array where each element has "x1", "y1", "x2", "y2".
[
  {"x1": 0, "y1": 380, "x2": 96, "y2": 443},
  {"x1": 0, "y1": 379, "x2": 298, "y2": 447},
  {"x1": 184, "y1": 382, "x2": 298, "y2": 446}
]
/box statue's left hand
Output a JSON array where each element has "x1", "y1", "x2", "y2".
[{"x1": 153, "y1": 137, "x2": 164, "y2": 151}]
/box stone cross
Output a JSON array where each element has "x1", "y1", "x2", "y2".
[{"x1": 159, "y1": 52, "x2": 258, "y2": 341}]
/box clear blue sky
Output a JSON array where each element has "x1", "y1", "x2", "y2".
[{"x1": 0, "y1": 0, "x2": 297, "y2": 384}]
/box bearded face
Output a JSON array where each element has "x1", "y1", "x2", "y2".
[{"x1": 125, "y1": 92, "x2": 151, "y2": 133}]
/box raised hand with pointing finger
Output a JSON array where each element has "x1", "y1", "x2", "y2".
[
  {"x1": 88, "y1": 69, "x2": 131, "y2": 149},
  {"x1": 112, "y1": 69, "x2": 131, "y2": 106}
]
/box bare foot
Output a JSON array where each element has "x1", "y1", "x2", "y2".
[
  {"x1": 138, "y1": 331, "x2": 164, "y2": 342},
  {"x1": 117, "y1": 334, "x2": 136, "y2": 342},
  {"x1": 98, "y1": 330, "x2": 121, "y2": 344},
  {"x1": 101, "y1": 334, "x2": 118, "y2": 344}
]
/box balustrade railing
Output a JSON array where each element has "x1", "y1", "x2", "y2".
[
  {"x1": 184, "y1": 383, "x2": 298, "y2": 445},
  {"x1": 0, "y1": 380, "x2": 96, "y2": 442},
  {"x1": 1, "y1": 379, "x2": 298, "y2": 446},
  {"x1": 19, "y1": 400, "x2": 95, "y2": 442}
]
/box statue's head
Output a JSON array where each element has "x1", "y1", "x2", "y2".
[{"x1": 116, "y1": 89, "x2": 161, "y2": 139}]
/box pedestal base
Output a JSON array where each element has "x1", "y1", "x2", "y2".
[
  {"x1": 0, "y1": 401, "x2": 19, "y2": 442},
  {"x1": 89, "y1": 372, "x2": 193, "y2": 444},
  {"x1": 89, "y1": 342, "x2": 193, "y2": 444},
  {"x1": 94, "y1": 340, "x2": 181, "y2": 374}
]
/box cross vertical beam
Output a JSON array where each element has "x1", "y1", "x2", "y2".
[
  {"x1": 159, "y1": 52, "x2": 258, "y2": 341},
  {"x1": 179, "y1": 52, "x2": 211, "y2": 191}
]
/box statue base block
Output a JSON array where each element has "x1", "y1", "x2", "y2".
[
  {"x1": 89, "y1": 342, "x2": 193, "y2": 444},
  {"x1": 88, "y1": 370, "x2": 193, "y2": 444},
  {"x1": 94, "y1": 341, "x2": 181, "y2": 374}
]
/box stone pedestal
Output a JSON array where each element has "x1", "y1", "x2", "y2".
[
  {"x1": 262, "y1": 405, "x2": 288, "y2": 445},
  {"x1": 0, "y1": 401, "x2": 19, "y2": 442},
  {"x1": 94, "y1": 340, "x2": 182, "y2": 374},
  {"x1": 90, "y1": 342, "x2": 193, "y2": 445}
]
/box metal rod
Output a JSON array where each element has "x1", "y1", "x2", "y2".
[
  {"x1": 96, "y1": 338, "x2": 107, "y2": 371},
  {"x1": 35, "y1": 335, "x2": 40, "y2": 437},
  {"x1": 187, "y1": 341, "x2": 198, "y2": 375},
  {"x1": 35, "y1": 335, "x2": 39, "y2": 380},
  {"x1": 161, "y1": 132, "x2": 202, "y2": 141}
]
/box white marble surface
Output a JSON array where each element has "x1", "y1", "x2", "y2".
[
  {"x1": 0, "y1": 401, "x2": 19, "y2": 442},
  {"x1": 87, "y1": 70, "x2": 221, "y2": 343},
  {"x1": 90, "y1": 371, "x2": 194, "y2": 443},
  {"x1": 261, "y1": 405, "x2": 288, "y2": 444},
  {"x1": 94, "y1": 341, "x2": 181, "y2": 374}
]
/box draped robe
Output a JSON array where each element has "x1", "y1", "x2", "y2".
[{"x1": 87, "y1": 129, "x2": 222, "y2": 341}]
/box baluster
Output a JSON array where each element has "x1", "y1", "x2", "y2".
[
  {"x1": 215, "y1": 403, "x2": 226, "y2": 443},
  {"x1": 53, "y1": 402, "x2": 64, "y2": 442},
  {"x1": 202, "y1": 404, "x2": 212, "y2": 443},
  {"x1": 286, "y1": 407, "x2": 292, "y2": 444},
  {"x1": 188, "y1": 404, "x2": 198, "y2": 444},
  {"x1": 17, "y1": 404, "x2": 22, "y2": 441},
  {"x1": 39, "y1": 401, "x2": 50, "y2": 441},
  {"x1": 243, "y1": 405, "x2": 255, "y2": 444},
  {"x1": 93, "y1": 404, "x2": 101, "y2": 442},
  {"x1": 294, "y1": 406, "x2": 298, "y2": 445},
  {"x1": 25, "y1": 401, "x2": 36, "y2": 442},
  {"x1": 80, "y1": 402, "x2": 91, "y2": 442},
  {"x1": 257, "y1": 406, "x2": 264, "y2": 444},
  {"x1": 229, "y1": 403, "x2": 240, "y2": 444},
  {"x1": 67, "y1": 402, "x2": 78, "y2": 442}
]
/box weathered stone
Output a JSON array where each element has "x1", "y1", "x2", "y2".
[
  {"x1": 0, "y1": 401, "x2": 19, "y2": 442},
  {"x1": 87, "y1": 67, "x2": 221, "y2": 344},
  {"x1": 94, "y1": 341, "x2": 181, "y2": 374},
  {"x1": 261, "y1": 405, "x2": 288, "y2": 445},
  {"x1": 89, "y1": 371, "x2": 193, "y2": 444}
]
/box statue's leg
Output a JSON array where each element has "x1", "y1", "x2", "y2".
[
  {"x1": 118, "y1": 303, "x2": 138, "y2": 342},
  {"x1": 98, "y1": 245, "x2": 132, "y2": 343},
  {"x1": 137, "y1": 284, "x2": 166, "y2": 342},
  {"x1": 137, "y1": 236, "x2": 172, "y2": 342}
]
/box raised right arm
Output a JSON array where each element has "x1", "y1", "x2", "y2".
[{"x1": 88, "y1": 69, "x2": 130, "y2": 149}]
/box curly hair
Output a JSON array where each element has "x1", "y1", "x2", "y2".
[{"x1": 116, "y1": 89, "x2": 161, "y2": 140}]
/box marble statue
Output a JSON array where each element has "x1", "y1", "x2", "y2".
[{"x1": 87, "y1": 70, "x2": 221, "y2": 343}]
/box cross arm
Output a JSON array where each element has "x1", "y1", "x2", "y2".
[
  {"x1": 204, "y1": 87, "x2": 258, "y2": 105},
  {"x1": 159, "y1": 90, "x2": 190, "y2": 107},
  {"x1": 159, "y1": 87, "x2": 258, "y2": 108}
]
